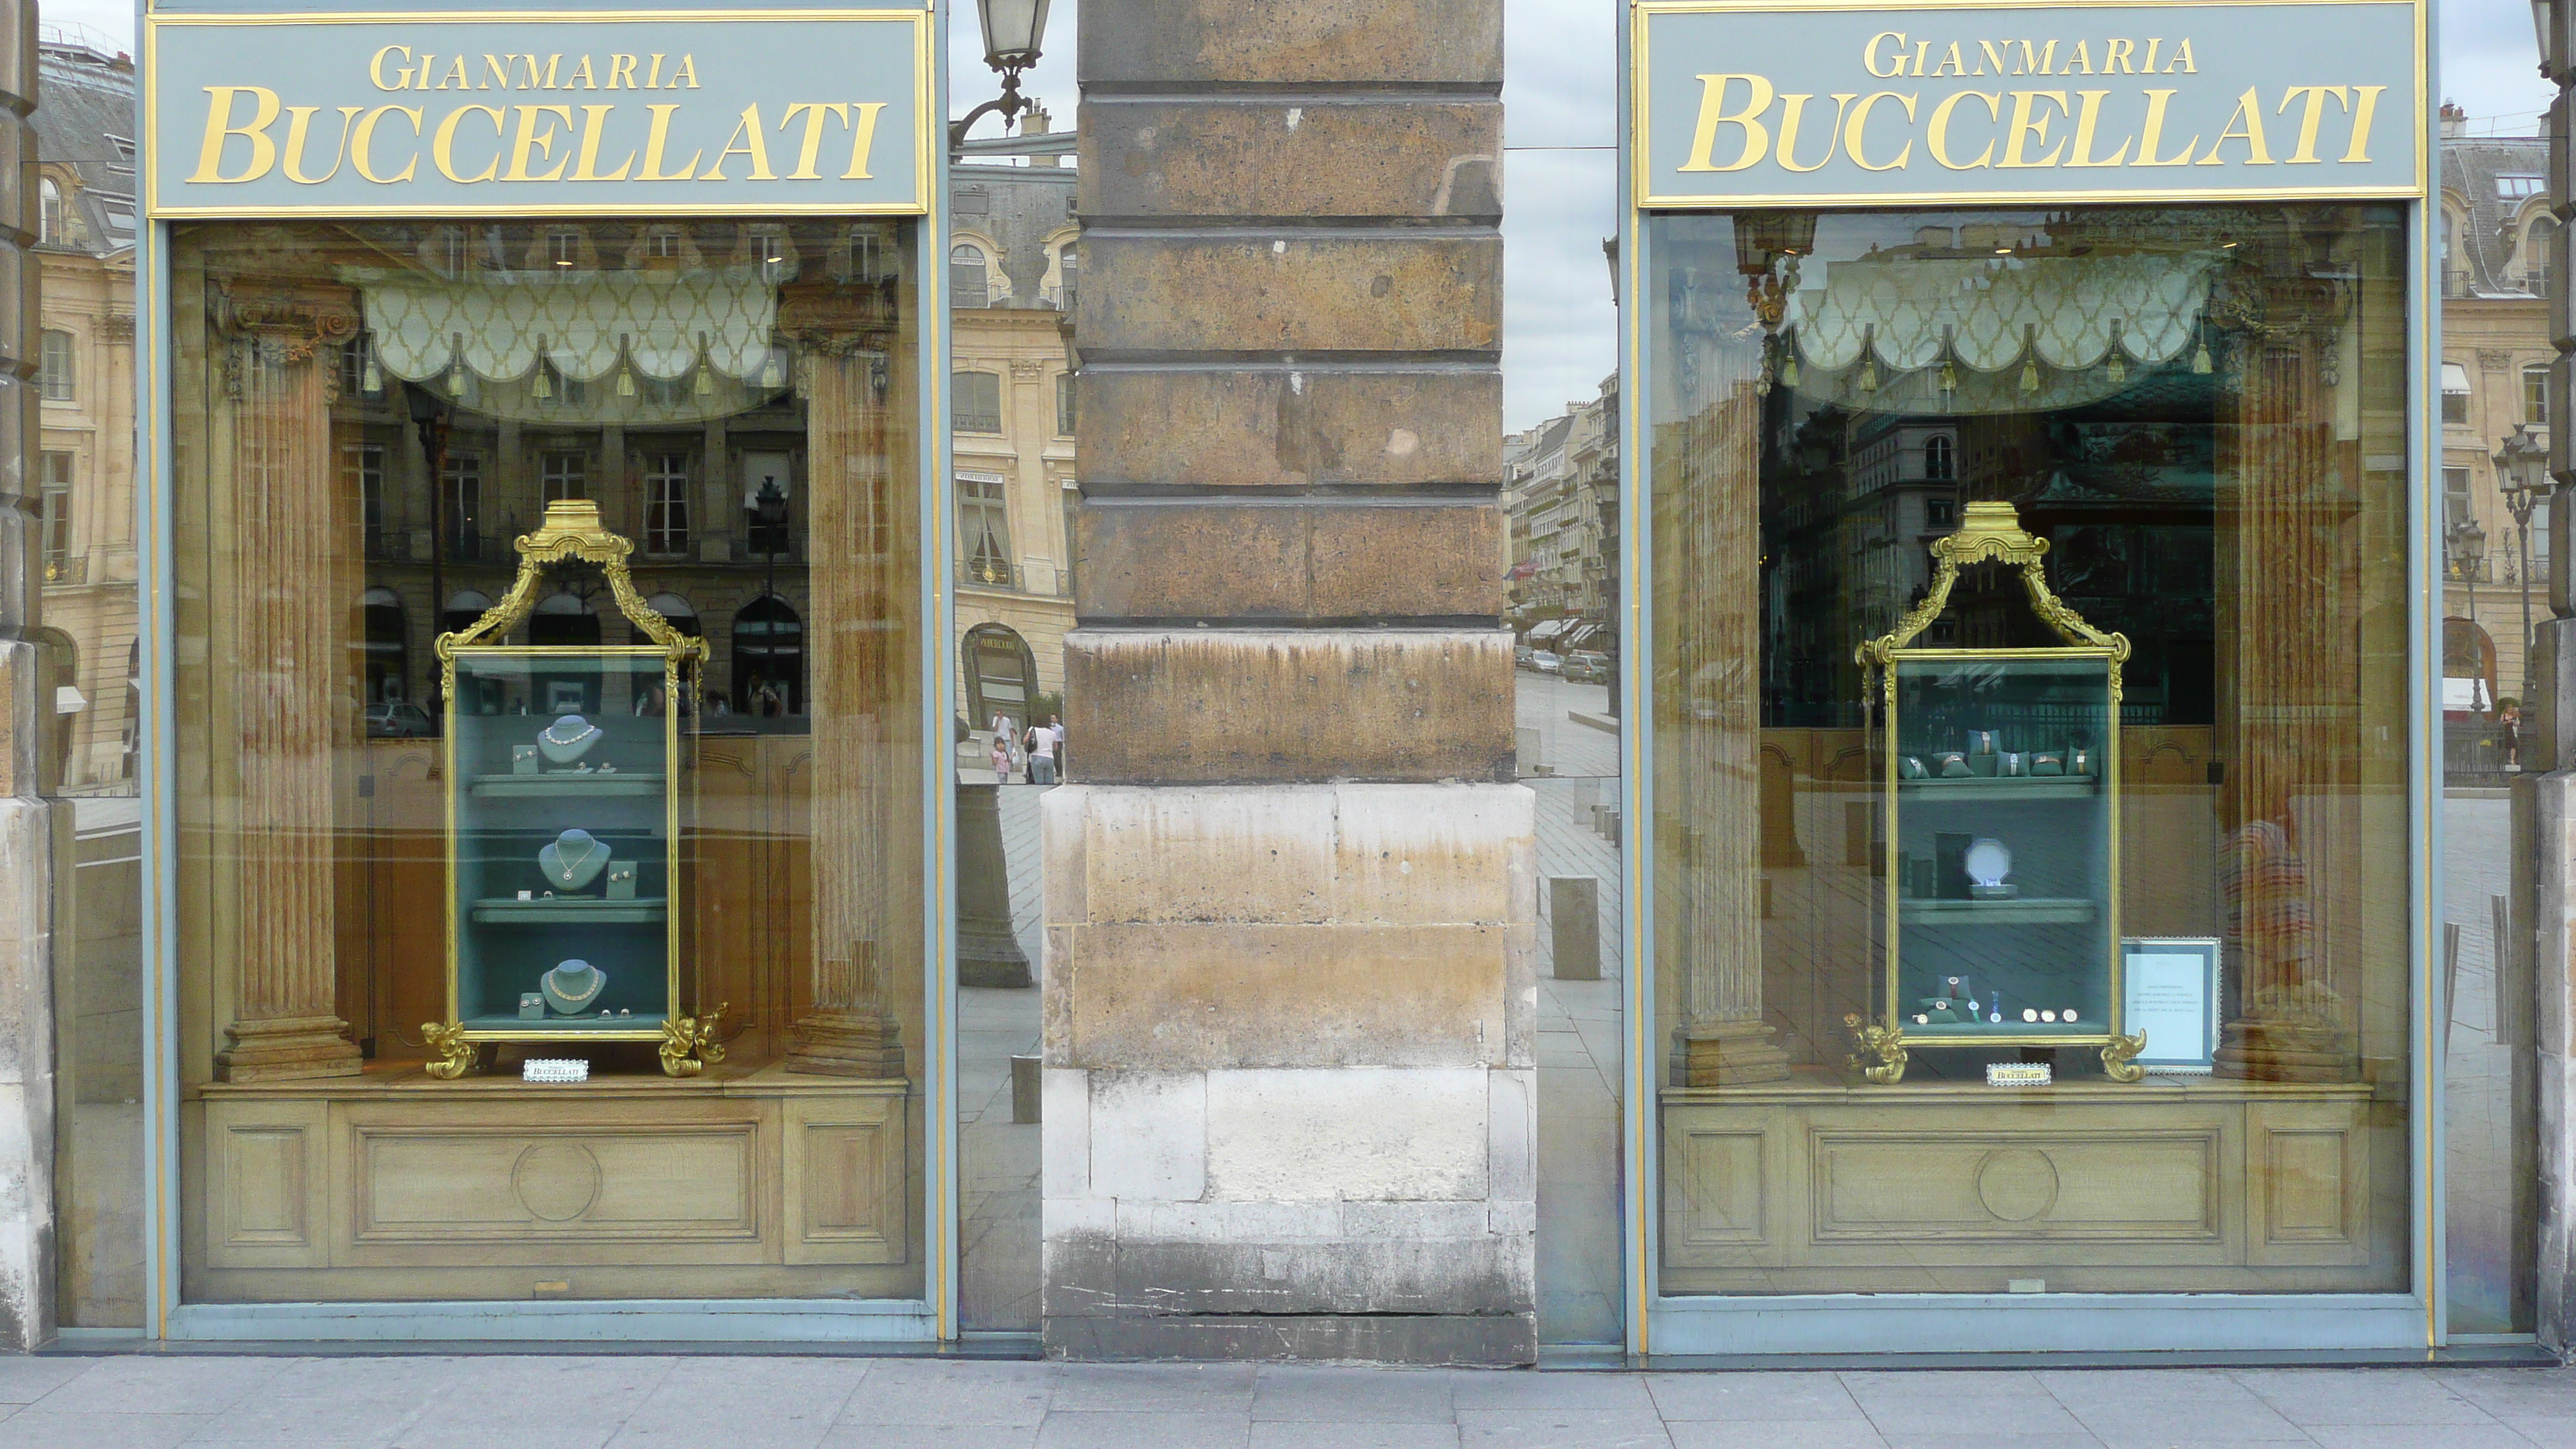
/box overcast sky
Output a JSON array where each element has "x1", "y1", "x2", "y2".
[{"x1": 55, "y1": 0, "x2": 2561, "y2": 432}]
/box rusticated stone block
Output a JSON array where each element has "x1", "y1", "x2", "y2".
[
  {"x1": 1078, "y1": 232, "x2": 1499, "y2": 358},
  {"x1": 1061, "y1": 628, "x2": 1513, "y2": 783},
  {"x1": 1076, "y1": 501, "x2": 1502, "y2": 620},
  {"x1": 1081, "y1": 100, "x2": 1500, "y2": 221},
  {"x1": 1080, "y1": 368, "x2": 1499, "y2": 490},
  {"x1": 1078, "y1": 0, "x2": 1501, "y2": 87},
  {"x1": 1040, "y1": 1310, "x2": 1536, "y2": 1364}
]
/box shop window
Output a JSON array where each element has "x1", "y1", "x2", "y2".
[
  {"x1": 2445, "y1": 467, "x2": 2475, "y2": 536},
  {"x1": 2499, "y1": 173, "x2": 2545, "y2": 201},
  {"x1": 39, "y1": 177, "x2": 62, "y2": 244},
  {"x1": 751, "y1": 226, "x2": 790, "y2": 283},
  {"x1": 951, "y1": 243, "x2": 989, "y2": 307},
  {"x1": 356, "y1": 586, "x2": 407, "y2": 703},
  {"x1": 645, "y1": 228, "x2": 681, "y2": 260},
  {"x1": 1925, "y1": 495, "x2": 1956, "y2": 529},
  {"x1": 1056, "y1": 372, "x2": 1076, "y2": 437},
  {"x1": 645, "y1": 453, "x2": 691, "y2": 554},
  {"x1": 731, "y1": 594, "x2": 804, "y2": 715},
  {"x1": 955, "y1": 370, "x2": 1003, "y2": 433},
  {"x1": 961, "y1": 475, "x2": 1012, "y2": 585},
  {"x1": 546, "y1": 230, "x2": 581, "y2": 268},
  {"x1": 541, "y1": 450, "x2": 587, "y2": 502},
  {"x1": 39, "y1": 330, "x2": 74, "y2": 402},
  {"x1": 2526, "y1": 365, "x2": 2551, "y2": 427},
  {"x1": 38, "y1": 451, "x2": 70, "y2": 578},
  {"x1": 1646, "y1": 204, "x2": 2413, "y2": 1303},
  {"x1": 2443, "y1": 361, "x2": 2472, "y2": 426},
  {"x1": 441, "y1": 452, "x2": 483, "y2": 560}
]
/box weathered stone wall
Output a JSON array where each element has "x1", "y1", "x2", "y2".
[
  {"x1": 0, "y1": 1, "x2": 48, "y2": 1352},
  {"x1": 1049, "y1": 0, "x2": 1531, "y2": 1362},
  {"x1": 2539, "y1": 14, "x2": 2576, "y2": 1352}
]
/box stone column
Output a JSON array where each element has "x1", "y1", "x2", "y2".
[
  {"x1": 208, "y1": 283, "x2": 363, "y2": 1084},
  {"x1": 1660, "y1": 366, "x2": 1786, "y2": 1086},
  {"x1": 782, "y1": 289, "x2": 910, "y2": 1079},
  {"x1": 2532, "y1": 5, "x2": 2576, "y2": 1351},
  {"x1": 0, "y1": 0, "x2": 46, "y2": 1349},
  {"x1": 1043, "y1": 0, "x2": 1535, "y2": 1362}
]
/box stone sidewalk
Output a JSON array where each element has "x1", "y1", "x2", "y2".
[{"x1": 1, "y1": 1355, "x2": 2572, "y2": 1449}]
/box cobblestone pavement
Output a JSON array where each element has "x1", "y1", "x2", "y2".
[{"x1": 0, "y1": 1355, "x2": 2571, "y2": 1448}]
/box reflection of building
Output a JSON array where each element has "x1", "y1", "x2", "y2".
[
  {"x1": 2438, "y1": 112, "x2": 2553, "y2": 710},
  {"x1": 950, "y1": 130, "x2": 1078, "y2": 727},
  {"x1": 1502, "y1": 372, "x2": 1616, "y2": 653},
  {"x1": 1838, "y1": 415, "x2": 1958, "y2": 639},
  {"x1": 33, "y1": 39, "x2": 139, "y2": 793}
]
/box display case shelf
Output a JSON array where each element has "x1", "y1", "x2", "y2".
[
  {"x1": 470, "y1": 897, "x2": 671, "y2": 924},
  {"x1": 1896, "y1": 776, "x2": 2098, "y2": 802},
  {"x1": 470, "y1": 772, "x2": 669, "y2": 798},
  {"x1": 1899, "y1": 897, "x2": 2098, "y2": 926}
]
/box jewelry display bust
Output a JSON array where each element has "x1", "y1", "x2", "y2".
[
  {"x1": 540, "y1": 958, "x2": 609, "y2": 1015},
  {"x1": 537, "y1": 713, "x2": 604, "y2": 765},
  {"x1": 538, "y1": 828, "x2": 611, "y2": 891}
]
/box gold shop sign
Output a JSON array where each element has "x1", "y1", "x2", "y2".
[
  {"x1": 1634, "y1": 0, "x2": 2424, "y2": 207},
  {"x1": 146, "y1": 9, "x2": 932, "y2": 217}
]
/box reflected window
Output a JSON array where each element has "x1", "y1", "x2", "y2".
[
  {"x1": 731, "y1": 595, "x2": 804, "y2": 715},
  {"x1": 39, "y1": 330, "x2": 74, "y2": 402},
  {"x1": 956, "y1": 371, "x2": 1002, "y2": 433},
  {"x1": 39, "y1": 177, "x2": 62, "y2": 244},
  {"x1": 951, "y1": 243, "x2": 989, "y2": 307},
  {"x1": 961, "y1": 475, "x2": 1012, "y2": 586},
  {"x1": 441, "y1": 452, "x2": 483, "y2": 559},
  {"x1": 1056, "y1": 373, "x2": 1075, "y2": 437},
  {"x1": 2443, "y1": 362, "x2": 2472, "y2": 426},
  {"x1": 38, "y1": 452, "x2": 70, "y2": 579},
  {"x1": 356, "y1": 586, "x2": 407, "y2": 702},
  {"x1": 2529, "y1": 217, "x2": 2558, "y2": 297},
  {"x1": 646, "y1": 454, "x2": 690, "y2": 554},
  {"x1": 541, "y1": 450, "x2": 587, "y2": 502},
  {"x1": 2526, "y1": 365, "x2": 2550, "y2": 428}
]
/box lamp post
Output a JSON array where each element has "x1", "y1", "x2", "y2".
[
  {"x1": 2497, "y1": 423, "x2": 2550, "y2": 713},
  {"x1": 2451, "y1": 516, "x2": 2489, "y2": 626},
  {"x1": 408, "y1": 382, "x2": 451, "y2": 671},
  {"x1": 950, "y1": 0, "x2": 1051, "y2": 151},
  {"x1": 752, "y1": 474, "x2": 789, "y2": 712}
]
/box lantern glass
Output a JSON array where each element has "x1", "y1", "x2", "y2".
[{"x1": 978, "y1": 0, "x2": 1050, "y2": 67}]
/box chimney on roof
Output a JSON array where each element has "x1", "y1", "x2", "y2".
[
  {"x1": 2442, "y1": 101, "x2": 2466, "y2": 139},
  {"x1": 1025, "y1": 105, "x2": 1059, "y2": 167}
]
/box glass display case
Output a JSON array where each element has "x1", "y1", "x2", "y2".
[
  {"x1": 428, "y1": 499, "x2": 719, "y2": 1078},
  {"x1": 1851, "y1": 502, "x2": 2145, "y2": 1085}
]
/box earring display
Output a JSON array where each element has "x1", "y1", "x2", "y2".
[
  {"x1": 428, "y1": 501, "x2": 721, "y2": 1080},
  {"x1": 1847, "y1": 502, "x2": 2145, "y2": 1086}
]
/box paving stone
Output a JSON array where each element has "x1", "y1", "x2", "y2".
[
  {"x1": 1454, "y1": 1410, "x2": 1672, "y2": 1449},
  {"x1": 1036, "y1": 1410, "x2": 1253, "y2": 1449},
  {"x1": 1047, "y1": 1364, "x2": 1259, "y2": 1412},
  {"x1": 2231, "y1": 1370, "x2": 2496, "y2": 1427},
  {"x1": 1452, "y1": 1375, "x2": 1653, "y2": 1411},
  {"x1": 1250, "y1": 1423, "x2": 1462, "y2": 1449},
  {"x1": 1644, "y1": 1372, "x2": 1866, "y2": 1423},
  {"x1": 1661, "y1": 1425, "x2": 1889, "y2": 1449},
  {"x1": 0, "y1": 1357, "x2": 93, "y2": 1404},
  {"x1": 2300, "y1": 1427, "x2": 2538, "y2": 1449},
  {"x1": 834, "y1": 1359, "x2": 1057, "y2": 1426},
  {"x1": 817, "y1": 1427, "x2": 1041, "y2": 1449},
  {"x1": 2065, "y1": 1398, "x2": 2309, "y2": 1447},
  {"x1": 1251, "y1": 1365, "x2": 1464, "y2": 1422},
  {"x1": 29, "y1": 1357, "x2": 286, "y2": 1416},
  {"x1": 0, "y1": 1411, "x2": 211, "y2": 1449}
]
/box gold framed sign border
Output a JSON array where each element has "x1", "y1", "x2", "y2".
[
  {"x1": 1630, "y1": 0, "x2": 2429, "y2": 211},
  {"x1": 142, "y1": 7, "x2": 936, "y2": 218}
]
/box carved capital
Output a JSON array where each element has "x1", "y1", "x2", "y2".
[
  {"x1": 216, "y1": 277, "x2": 361, "y2": 364},
  {"x1": 2480, "y1": 348, "x2": 2516, "y2": 371}
]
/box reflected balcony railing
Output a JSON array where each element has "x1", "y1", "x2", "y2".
[
  {"x1": 41, "y1": 553, "x2": 82, "y2": 584},
  {"x1": 960, "y1": 555, "x2": 1072, "y2": 597}
]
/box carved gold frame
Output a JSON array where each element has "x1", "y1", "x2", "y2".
[
  {"x1": 429, "y1": 499, "x2": 718, "y2": 1078},
  {"x1": 1854, "y1": 501, "x2": 2145, "y2": 1084}
]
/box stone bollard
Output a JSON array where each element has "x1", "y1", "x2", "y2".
[
  {"x1": 1011, "y1": 1053, "x2": 1042, "y2": 1124},
  {"x1": 1550, "y1": 876, "x2": 1601, "y2": 981}
]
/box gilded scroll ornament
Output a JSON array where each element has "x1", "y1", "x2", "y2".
[
  {"x1": 2102, "y1": 1031, "x2": 2150, "y2": 1084},
  {"x1": 1845, "y1": 1014, "x2": 1909, "y2": 1085},
  {"x1": 659, "y1": 1003, "x2": 730, "y2": 1077},
  {"x1": 423, "y1": 1020, "x2": 478, "y2": 1080}
]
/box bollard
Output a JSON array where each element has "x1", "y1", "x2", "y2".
[
  {"x1": 1011, "y1": 1053, "x2": 1043, "y2": 1124},
  {"x1": 1550, "y1": 876, "x2": 1601, "y2": 981}
]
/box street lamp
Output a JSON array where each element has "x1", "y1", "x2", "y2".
[
  {"x1": 951, "y1": 0, "x2": 1051, "y2": 149},
  {"x1": 2496, "y1": 422, "x2": 2551, "y2": 715},
  {"x1": 751, "y1": 474, "x2": 790, "y2": 712},
  {"x1": 2450, "y1": 516, "x2": 2489, "y2": 626}
]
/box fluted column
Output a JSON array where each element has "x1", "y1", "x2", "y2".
[
  {"x1": 211, "y1": 281, "x2": 363, "y2": 1083},
  {"x1": 1660, "y1": 362, "x2": 1786, "y2": 1086},
  {"x1": 784, "y1": 288, "x2": 909, "y2": 1079}
]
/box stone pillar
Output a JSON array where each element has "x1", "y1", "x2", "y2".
[
  {"x1": 0, "y1": 6, "x2": 49, "y2": 1347},
  {"x1": 783, "y1": 293, "x2": 909, "y2": 1079},
  {"x1": 208, "y1": 283, "x2": 364, "y2": 1084},
  {"x1": 1044, "y1": 0, "x2": 1533, "y2": 1362},
  {"x1": 2533, "y1": 3, "x2": 2576, "y2": 1351}
]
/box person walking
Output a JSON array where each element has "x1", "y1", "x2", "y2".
[{"x1": 1025, "y1": 714, "x2": 1060, "y2": 785}]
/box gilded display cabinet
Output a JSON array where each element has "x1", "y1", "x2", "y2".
[
  {"x1": 1850, "y1": 502, "x2": 2145, "y2": 1085},
  {"x1": 430, "y1": 499, "x2": 723, "y2": 1078}
]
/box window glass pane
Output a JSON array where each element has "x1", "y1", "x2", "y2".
[
  {"x1": 40, "y1": 330, "x2": 74, "y2": 401},
  {"x1": 956, "y1": 370, "x2": 1002, "y2": 433},
  {"x1": 166, "y1": 218, "x2": 926, "y2": 1307},
  {"x1": 2526, "y1": 365, "x2": 2550, "y2": 427},
  {"x1": 1649, "y1": 206, "x2": 2412, "y2": 1298},
  {"x1": 951, "y1": 244, "x2": 989, "y2": 308},
  {"x1": 1056, "y1": 373, "x2": 1075, "y2": 437}
]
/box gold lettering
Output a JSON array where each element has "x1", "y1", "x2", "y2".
[
  {"x1": 1930, "y1": 43, "x2": 1968, "y2": 78},
  {"x1": 370, "y1": 45, "x2": 412, "y2": 91},
  {"x1": 646, "y1": 53, "x2": 666, "y2": 89},
  {"x1": 1910, "y1": 40, "x2": 1930, "y2": 77},
  {"x1": 281, "y1": 105, "x2": 361, "y2": 183},
  {"x1": 701, "y1": 104, "x2": 776, "y2": 180},
  {"x1": 2009, "y1": 40, "x2": 2056, "y2": 76},
  {"x1": 351, "y1": 105, "x2": 423, "y2": 183},
  {"x1": 1845, "y1": 91, "x2": 1917, "y2": 170},
  {"x1": 1678, "y1": 74, "x2": 1775, "y2": 172},
  {"x1": 2341, "y1": 84, "x2": 2386, "y2": 162},
  {"x1": 483, "y1": 55, "x2": 513, "y2": 90},
  {"x1": 2143, "y1": 39, "x2": 2163, "y2": 72},
  {"x1": 673, "y1": 55, "x2": 700, "y2": 88},
  {"x1": 517, "y1": 55, "x2": 563, "y2": 90},
  {"x1": 188, "y1": 86, "x2": 280, "y2": 183},
  {"x1": 2067, "y1": 91, "x2": 2132, "y2": 166},
  {"x1": 782, "y1": 101, "x2": 849, "y2": 179},
  {"x1": 636, "y1": 103, "x2": 701, "y2": 180},
  {"x1": 1865, "y1": 33, "x2": 1908, "y2": 79},
  {"x1": 1773, "y1": 93, "x2": 1854, "y2": 171},
  {"x1": 2277, "y1": 85, "x2": 2350, "y2": 163},
  {"x1": 2105, "y1": 39, "x2": 2136, "y2": 74},
  {"x1": 2168, "y1": 39, "x2": 2196, "y2": 73},
  {"x1": 570, "y1": 56, "x2": 598, "y2": 89},
  {"x1": 506, "y1": 104, "x2": 575, "y2": 180},
  {"x1": 1978, "y1": 41, "x2": 2009, "y2": 77},
  {"x1": 608, "y1": 54, "x2": 639, "y2": 89},
  {"x1": 2197, "y1": 86, "x2": 2274, "y2": 165},
  {"x1": 571, "y1": 104, "x2": 635, "y2": 180},
  {"x1": 2131, "y1": 89, "x2": 2198, "y2": 165},
  {"x1": 413, "y1": 55, "x2": 436, "y2": 89},
  {"x1": 842, "y1": 101, "x2": 886, "y2": 179},
  {"x1": 2063, "y1": 40, "x2": 2094, "y2": 76},
  {"x1": 1999, "y1": 90, "x2": 2069, "y2": 167},
  {"x1": 432, "y1": 104, "x2": 505, "y2": 182},
  {"x1": 438, "y1": 55, "x2": 471, "y2": 91},
  {"x1": 1927, "y1": 90, "x2": 2000, "y2": 169}
]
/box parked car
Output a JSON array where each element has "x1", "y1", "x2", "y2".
[
  {"x1": 365, "y1": 701, "x2": 436, "y2": 738},
  {"x1": 1531, "y1": 650, "x2": 1563, "y2": 675},
  {"x1": 1514, "y1": 645, "x2": 1536, "y2": 670},
  {"x1": 1564, "y1": 650, "x2": 1610, "y2": 683}
]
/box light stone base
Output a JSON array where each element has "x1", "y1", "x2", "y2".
[{"x1": 0, "y1": 791, "x2": 55, "y2": 1350}]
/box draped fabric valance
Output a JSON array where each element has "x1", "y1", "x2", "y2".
[
  {"x1": 1787, "y1": 252, "x2": 2224, "y2": 375},
  {"x1": 343, "y1": 268, "x2": 780, "y2": 385}
]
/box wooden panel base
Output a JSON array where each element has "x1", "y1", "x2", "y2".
[
  {"x1": 1661, "y1": 1074, "x2": 2391, "y2": 1294},
  {"x1": 196, "y1": 1062, "x2": 911, "y2": 1300}
]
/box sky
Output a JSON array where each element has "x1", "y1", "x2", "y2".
[{"x1": 49, "y1": 0, "x2": 2564, "y2": 432}]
